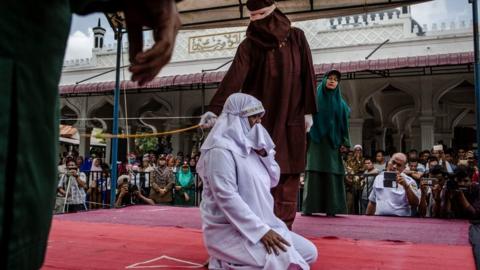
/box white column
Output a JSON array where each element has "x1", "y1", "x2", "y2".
[
  {"x1": 392, "y1": 132, "x2": 403, "y2": 153},
  {"x1": 435, "y1": 132, "x2": 453, "y2": 148},
  {"x1": 349, "y1": 118, "x2": 364, "y2": 147},
  {"x1": 77, "y1": 127, "x2": 92, "y2": 158},
  {"x1": 419, "y1": 116, "x2": 435, "y2": 151},
  {"x1": 410, "y1": 127, "x2": 422, "y2": 151},
  {"x1": 375, "y1": 128, "x2": 386, "y2": 151},
  {"x1": 126, "y1": 125, "x2": 137, "y2": 155},
  {"x1": 404, "y1": 137, "x2": 414, "y2": 152},
  {"x1": 105, "y1": 138, "x2": 112, "y2": 165}
]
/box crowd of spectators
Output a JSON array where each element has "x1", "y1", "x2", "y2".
[
  {"x1": 55, "y1": 150, "x2": 201, "y2": 213},
  {"x1": 56, "y1": 143, "x2": 480, "y2": 221},
  {"x1": 338, "y1": 144, "x2": 480, "y2": 220}
]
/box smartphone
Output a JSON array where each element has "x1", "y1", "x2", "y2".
[
  {"x1": 421, "y1": 178, "x2": 439, "y2": 186},
  {"x1": 433, "y1": 145, "x2": 443, "y2": 151},
  {"x1": 383, "y1": 171, "x2": 397, "y2": 188}
]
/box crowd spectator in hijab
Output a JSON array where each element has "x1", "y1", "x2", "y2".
[
  {"x1": 150, "y1": 155, "x2": 175, "y2": 204},
  {"x1": 189, "y1": 157, "x2": 197, "y2": 173},
  {"x1": 175, "y1": 162, "x2": 195, "y2": 206},
  {"x1": 302, "y1": 70, "x2": 350, "y2": 217},
  {"x1": 81, "y1": 155, "x2": 94, "y2": 173},
  {"x1": 198, "y1": 93, "x2": 317, "y2": 269},
  {"x1": 87, "y1": 158, "x2": 104, "y2": 209}
]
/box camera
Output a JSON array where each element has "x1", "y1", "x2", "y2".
[
  {"x1": 421, "y1": 178, "x2": 439, "y2": 186},
  {"x1": 383, "y1": 171, "x2": 397, "y2": 188},
  {"x1": 446, "y1": 179, "x2": 468, "y2": 192}
]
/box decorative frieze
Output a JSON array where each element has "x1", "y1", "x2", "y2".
[{"x1": 188, "y1": 31, "x2": 246, "y2": 53}]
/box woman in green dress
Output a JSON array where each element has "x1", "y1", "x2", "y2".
[
  {"x1": 174, "y1": 163, "x2": 196, "y2": 206},
  {"x1": 302, "y1": 69, "x2": 351, "y2": 216}
]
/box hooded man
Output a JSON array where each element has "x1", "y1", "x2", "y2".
[
  {"x1": 199, "y1": 0, "x2": 317, "y2": 229},
  {"x1": 197, "y1": 93, "x2": 317, "y2": 270}
]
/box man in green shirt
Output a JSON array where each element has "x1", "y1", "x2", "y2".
[{"x1": 0, "y1": 1, "x2": 181, "y2": 268}]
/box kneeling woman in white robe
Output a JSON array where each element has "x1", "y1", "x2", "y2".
[{"x1": 197, "y1": 93, "x2": 318, "y2": 270}]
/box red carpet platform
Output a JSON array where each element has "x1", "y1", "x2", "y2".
[{"x1": 43, "y1": 206, "x2": 475, "y2": 269}]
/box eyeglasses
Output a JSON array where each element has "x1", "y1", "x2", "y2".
[{"x1": 390, "y1": 159, "x2": 405, "y2": 167}]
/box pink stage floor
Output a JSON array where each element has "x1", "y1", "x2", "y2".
[
  {"x1": 43, "y1": 205, "x2": 475, "y2": 269},
  {"x1": 53, "y1": 205, "x2": 470, "y2": 245}
]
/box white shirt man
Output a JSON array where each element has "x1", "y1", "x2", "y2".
[
  {"x1": 197, "y1": 93, "x2": 317, "y2": 269},
  {"x1": 57, "y1": 161, "x2": 87, "y2": 211},
  {"x1": 367, "y1": 153, "x2": 421, "y2": 217}
]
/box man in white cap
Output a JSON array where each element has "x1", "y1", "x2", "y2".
[{"x1": 197, "y1": 93, "x2": 317, "y2": 269}]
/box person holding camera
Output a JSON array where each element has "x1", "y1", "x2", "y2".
[
  {"x1": 418, "y1": 165, "x2": 447, "y2": 218},
  {"x1": 115, "y1": 175, "x2": 154, "y2": 207},
  {"x1": 57, "y1": 160, "x2": 87, "y2": 213},
  {"x1": 366, "y1": 153, "x2": 420, "y2": 217},
  {"x1": 441, "y1": 166, "x2": 480, "y2": 219}
]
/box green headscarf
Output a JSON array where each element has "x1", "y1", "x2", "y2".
[
  {"x1": 309, "y1": 72, "x2": 350, "y2": 148},
  {"x1": 178, "y1": 166, "x2": 193, "y2": 187}
]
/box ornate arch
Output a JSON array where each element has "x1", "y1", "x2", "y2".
[
  {"x1": 450, "y1": 109, "x2": 473, "y2": 136},
  {"x1": 361, "y1": 81, "x2": 421, "y2": 116},
  {"x1": 434, "y1": 78, "x2": 474, "y2": 112},
  {"x1": 137, "y1": 96, "x2": 173, "y2": 115},
  {"x1": 60, "y1": 102, "x2": 81, "y2": 127},
  {"x1": 389, "y1": 105, "x2": 415, "y2": 127},
  {"x1": 87, "y1": 96, "x2": 114, "y2": 117}
]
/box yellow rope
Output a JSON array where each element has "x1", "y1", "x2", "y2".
[{"x1": 82, "y1": 124, "x2": 200, "y2": 139}]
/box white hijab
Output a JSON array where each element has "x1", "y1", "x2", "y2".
[
  {"x1": 90, "y1": 158, "x2": 102, "y2": 172},
  {"x1": 200, "y1": 93, "x2": 275, "y2": 157}
]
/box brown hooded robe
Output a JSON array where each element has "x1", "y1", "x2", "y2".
[{"x1": 207, "y1": 5, "x2": 317, "y2": 228}]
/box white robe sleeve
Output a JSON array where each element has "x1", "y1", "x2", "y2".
[
  {"x1": 259, "y1": 149, "x2": 280, "y2": 188},
  {"x1": 206, "y1": 148, "x2": 271, "y2": 244}
]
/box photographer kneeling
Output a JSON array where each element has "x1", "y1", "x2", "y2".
[
  {"x1": 366, "y1": 153, "x2": 420, "y2": 217},
  {"x1": 442, "y1": 165, "x2": 480, "y2": 219},
  {"x1": 115, "y1": 175, "x2": 155, "y2": 208}
]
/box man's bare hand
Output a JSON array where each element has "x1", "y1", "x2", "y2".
[
  {"x1": 119, "y1": 185, "x2": 129, "y2": 197},
  {"x1": 124, "y1": 0, "x2": 181, "y2": 85},
  {"x1": 260, "y1": 229, "x2": 290, "y2": 256},
  {"x1": 397, "y1": 174, "x2": 407, "y2": 188}
]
